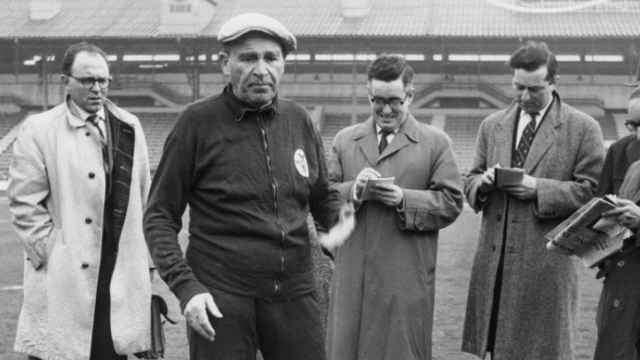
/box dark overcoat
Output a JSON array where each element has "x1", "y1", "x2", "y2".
[
  {"x1": 461, "y1": 97, "x2": 605, "y2": 360},
  {"x1": 327, "y1": 115, "x2": 463, "y2": 360}
]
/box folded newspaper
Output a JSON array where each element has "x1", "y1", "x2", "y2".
[
  {"x1": 545, "y1": 195, "x2": 632, "y2": 268},
  {"x1": 494, "y1": 167, "x2": 524, "y2": 188},
  {"x1": 360, "y1": 177, "x2": 395, "y2": 201}
]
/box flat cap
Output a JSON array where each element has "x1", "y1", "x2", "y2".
[
  {"x1": 217, "y1": 13, "x2": 297, "y2": 54},
  {"x1": 628, "y1": 86, "x2": 640, "y2": 124}
]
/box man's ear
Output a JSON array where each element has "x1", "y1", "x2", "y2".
[
  {"x1": 219, "y1": 52, "x2": 230, "y2": 76},
  {"x1": 60, "y1": 74, "x2": 70, "y2": 85}
]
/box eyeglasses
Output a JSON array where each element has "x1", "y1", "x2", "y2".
[
  {"x1": 370, "y1": 95, "x2": 408, "y2": 108},
  {"x1": 68, "y1": 75, "x2": 111, "y2": 89},
  {"x1": 625, "y1": 119, "x2": 640, "y2": 131}
]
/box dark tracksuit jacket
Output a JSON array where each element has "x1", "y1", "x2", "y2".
[{"x1": 144, "y1": 85, "x2": 342, "y2": 308}]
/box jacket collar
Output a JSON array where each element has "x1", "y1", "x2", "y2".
[
  {"x1": 65, "y1": 96, "x2": 136, "y2": 128},
  {"x1": 222, "y1": 84, "x2": 278, "y2": 122},
  {"x1": 494, "y1": 91, "x2": 563, "y2": 173},
  {"x1": 352, "y1": 114, "x2": 422, "y2": 165}
]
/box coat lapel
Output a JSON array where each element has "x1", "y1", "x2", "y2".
[
  {"x1": 524, "y1": 98, "x2": 561, "y2": 173},
  {"x1": 354, "y1": 118, "x2": 379, "y2": 166},
  {"x1": 377, "y1": 115, "x2": 420, "y2": 163},
  {"x1": 495, "y1": 104, "x2": 518, "y2": 168}
]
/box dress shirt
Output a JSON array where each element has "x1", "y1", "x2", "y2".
[{"x1": 515, "y1": 98, "x2": 552, "y2": 148}]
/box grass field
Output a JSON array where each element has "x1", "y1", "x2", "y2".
[{"x1": 0, "y1": 201, "x2": 602, "y2": 360}]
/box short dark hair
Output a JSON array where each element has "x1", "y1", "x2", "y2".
[
  {"x1": 221, "y1": 31, "x2": 291, "y2": 58},
  {"x1": 61, "y1": 42, "x2": 109, "y2": 76},
  {"x1": 367, "y1": 55, "x2": 414, "y2": 87},
  {"x1": 509, "y1": 41, "x2": 558, "y2": 84}
]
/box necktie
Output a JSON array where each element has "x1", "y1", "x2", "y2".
[
  {"x1": 86, "y1": 114, "x2": 112, "y2": 176},
  {"x1": 378, "y1": 129, "x2": 392, "y2": 154},
  {"x1": 87, "y1": 114, "x2": 105, "y2": 140},
  {"x1": 512, "y1": 112, "x2": 538, "y2": 168}
]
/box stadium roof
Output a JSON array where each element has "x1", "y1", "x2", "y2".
[{"x1": 2, "y1": 0, "x2": 640, "y2": 40}]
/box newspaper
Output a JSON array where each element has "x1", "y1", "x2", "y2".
[
  {"x1": 545, "y1": 195, "x2": 633, "y2": 268},
  {"x1": 360, "y1": 177, "x2": 395, "y2": 201}
]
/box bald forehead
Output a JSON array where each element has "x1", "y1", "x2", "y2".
[{"x1": 70, "y1": 51, "x2": 110, "y2": 76}]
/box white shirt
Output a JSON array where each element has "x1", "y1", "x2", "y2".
[
  {"x1": 375, "y1": 124, "x2": 399, "y2": 147},
  {"x1": 515, "y1": 98, "x2": 552, "y2": 148}
]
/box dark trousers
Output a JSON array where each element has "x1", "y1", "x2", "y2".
[
  {"x1": 188, "y1": 287, "x2": 325, "y2": 360},
  {"x1": 594, "y1": 247, "x2": 640, "y2": 360}
]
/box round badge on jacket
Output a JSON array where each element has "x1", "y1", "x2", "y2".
[{"x1": 294, "y1": 149, "x2": 309, "y2": 178}]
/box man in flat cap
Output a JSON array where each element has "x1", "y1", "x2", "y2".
[
  {"x1": 592, "y1": 86, "x2": 640, "y2": 360},
  {"x1": 144, "y1": 12, "x2": 352, "y2": 360}
]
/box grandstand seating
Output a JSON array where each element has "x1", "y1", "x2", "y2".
[
  {"x1": 444, "y1": 116, "x2": 485, "y2": 174},
  {"x1": 0, "y1": 112, "x2": 27, "y2": 179},
  {"x1": 136, "y1": 112, "x2": 179, "y2": 170},
  {"x1": 596, "y1": 111, "x2": 619, "y2": 141}
]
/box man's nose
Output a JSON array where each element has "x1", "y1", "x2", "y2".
[
  {"x1": 381, "y1": 104, "x2": 393, "y2": 113},
  {"x1": 520, "y1": 88, "x2": 531, "y2": 101},
  {"x1": 253, "y1": 59, "x2": 268, "y2": 76}
]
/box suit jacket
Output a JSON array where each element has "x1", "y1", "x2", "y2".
[
  {"x1": 9, "y1": 100, "x2": 152, "y2": 360},
  {"x1": 326, "y1": 114, "x2": 463, "y2": 360},
  {"x1": 461, "y1": 95, "x2": 605, "y2": 360},
  {"x1": 598, "y1": 133, "x2": 640, "y2": 196}
]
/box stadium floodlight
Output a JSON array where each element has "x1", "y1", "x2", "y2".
[
  {"x1": 585, "y1": 54, "x2": 624, "y2": 62},
  {"x1": 486, "y1": 0, "x2": 609, "y2": 13}
]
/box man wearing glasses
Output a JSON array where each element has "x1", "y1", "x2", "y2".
[
  {"x1": 9, "y1": 42, "x2": 152, "y2": 360},
  {"x1": 326, "y1": 54, "x2": 463, "y2": 360},
  {"x1": 593, "y1": 86, "x2": 640, "y2": 359}
]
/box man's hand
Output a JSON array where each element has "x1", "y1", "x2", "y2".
[
  {"x1": 183, "y1": 292, "x2": 223, "y2": 342},
  {"x1": 602, "y1": 198, "x2": 640, "y2": 230},
  {"x1": 478, "y1": 164, "x2": 499, "y2": 194},
  {"x1": 353, "y1": 167, "x2": 381, "y2": 201},
  {"x1": 502, "y1": 174, "x2": 537, "y2": 200},
  {"x1": 317, "y1": 201, "x2": 356, "y2": 249},
  {"x1": 369, "y1": 182, "x2": 404, "y2": 207}
]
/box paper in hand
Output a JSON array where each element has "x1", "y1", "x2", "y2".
[
  {"x1": 361, "y1": 176, "x2": 395, "y2": 201},
  {"x1": 494, "y1": 168, "x2": 524, "y2": 188}
]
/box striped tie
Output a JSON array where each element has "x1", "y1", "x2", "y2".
[{"x1": 512, "y1": 112, "x2": 538, "y2": 168}]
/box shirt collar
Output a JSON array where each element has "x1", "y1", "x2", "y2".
[
  {"x1": 520, "y1": 95, "x2": 553, "y2": 123},
  {"x1": 67, "y1": 97, "x2": 105, "y2": 123},
  {"x1": 375, "y1": 124, "x2": 400, "y2": 135},
  {"x1": 222, "y1": 84, "x2": 278, "y2": 122}
]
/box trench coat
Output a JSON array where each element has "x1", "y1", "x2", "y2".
[
  {"x1": 8, "y1": 100, "x2": 152, "y2": 360},
  {"x1": 461, "y1": 96, "x2": 605, "y2": 360},
  {"x1": 326, "y1": 115, "x2": 463, "y2": 360}
]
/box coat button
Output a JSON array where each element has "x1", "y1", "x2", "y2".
[
  {"x1": 81, "y1": 262, "x2": 89, "y2": 269},
  {"x1": 85, "y1": 131, "x2": 91, "y2": 137},
  {"x1": 613, "y1": 299, "x2": 621, "y2": 308},
  {"x1": 617, "y1": 260, "x2": 625, "y2": 268},
  {"x1": 88, "y1": 172, "x2": 95, "y2": 179},
  {"x1": 496, "y1": 214, "x2": 502, "y2": 221},
  {"x1": 85, "y1": 217, "x2": 92, "y2": 224},
  {"x1": 492, "y1": 245, "x2": 497, "y2": 251}
]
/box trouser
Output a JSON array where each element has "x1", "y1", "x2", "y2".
[
  {"x1": 188, "y1": 286, "x2": 325, "y2": 360},
  {"x1": 594, "y1": 247, "x2": 640, "y2": 360}
]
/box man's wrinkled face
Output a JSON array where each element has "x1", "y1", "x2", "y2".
[
  {"x1": 62, "y1": 51, "x2": 110, "y2": 114},
  {"x1": 512, "y1": 66, "x2": 553, "y2": 114},
  {"x1": 368, "y1": 78, "x2": 412, "y2": 132},
  {"x1": 221, "y1": 35, "x2": 285, "y2": 107}
]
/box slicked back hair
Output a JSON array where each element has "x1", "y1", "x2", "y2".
[
  {"x1": 61, "y1": 42, "x2": 109, "y2": 76},
  {"x1": 367, "y1": 55, "x2": 414, "y2": 87},
  {"x1": 509, "y1": 41, "x2": 558, "y2": 84}
]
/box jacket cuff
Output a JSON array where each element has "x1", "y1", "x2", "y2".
[{"x1": 174, "y1": 280, "x2": 209, "y2": 312}]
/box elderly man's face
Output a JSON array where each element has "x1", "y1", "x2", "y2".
[
  {"x1": 221, "y1": 35, "x2": 285, "y2": 107},
  {"x1": 512, "y1": 65, "x2": 553, "y2": 114}
]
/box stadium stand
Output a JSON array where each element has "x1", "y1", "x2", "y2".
[
  {"x1": 444, "y1": 116, "x2": 485, "y2": 173},
  {"x1": 0, "y1": 112, "x2": 27, "y2": 180},
  {"x1": 137, "y1": 112, "x2": 179, "y2": 170}
]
